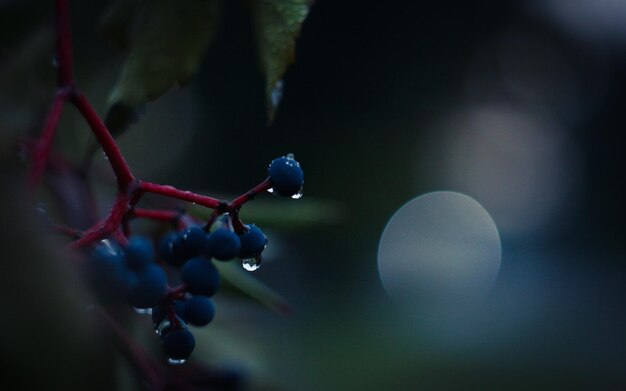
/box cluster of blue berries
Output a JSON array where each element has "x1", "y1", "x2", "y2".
[{"x1": 84, "y1": 155, "x2": 303, "y2": 364}]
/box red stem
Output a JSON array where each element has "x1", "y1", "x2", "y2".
[
  {"x1": 167, "y1": 284, "x2": 189, "y2": 299},
  {"x1": 72, "y1": 92, "x2": 135, "y2": 190},
  {"x1": 132, "y1": 208, "x2": 181, "y2": 222},
  {"x1": 228, "y1": 178, "x2": 272, "y2": 209},
  {"x1": 28, "y1": 90, "x2": 69, "y2": 188},
  {"x1": 68, "y1": 192, "x2": 131, "y2": 249},
  {"x1": 139, "y1": 181, "x2": 221, "y2": 209}
]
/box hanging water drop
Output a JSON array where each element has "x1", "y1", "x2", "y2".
[
  {"x1": 167, "y1": 358, "x2": 186, "y2": 365},
  {"x1": 242, "y1": 256, "x2": 261, "y2": 272},
  {"x1": 291, "y1": 187, "x2": 304, "y2": 199},
  {"x1": 156, "y1": 315, "x2": 186, "y2": 335},
  {"x1": 156, "y1": 319, "x2": 172, "y2": 335},
  {"x1": 267, "y1": 187, "x2": 275, "y2": 194}
]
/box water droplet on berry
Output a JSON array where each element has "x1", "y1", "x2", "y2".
[
  {"x1": 156, "y1": 319, "x2": 171, "y2": 335},
  {"x1": 242, "y1": 256, "x2": 261, "y2": 272},
  {"x1": 133, "y1": 307, "x2": 152, "y2": 315},
  {"x1": 156, "y1": 316, "x2": 186, "y2": 335},
  {"x1": 167, "y1": 358, "x2": 186, "y2": 365},
  {"x1": 291, "y1": 187, "x2": 304, "y2": 199},
  {"x1": 267, "y1": 187, "x2": 275, "y2": 194},
  {"x1": 286, "y1": 153, "x2": 295, "y2": 160}
]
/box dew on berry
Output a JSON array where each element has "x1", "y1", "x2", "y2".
[
  {"x1": 167, "y1": 358, "x2": 186, "y2": 365},
  {"x1": 242, "y1": 256, "x2": 261, "y2": 272},
  {"x1": 156, "y1": 318, "x2": 175, "y2": 336},
  {"x1": 290, "y1": 187, "x2": 304, "y2": 199}
]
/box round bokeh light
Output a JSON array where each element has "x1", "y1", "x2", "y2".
[{"x1": 378, "y1": 191, "x2": 501, "y2": 317}]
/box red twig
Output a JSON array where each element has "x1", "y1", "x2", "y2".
[
  {"x1": 28, "y1": 90, "x2": 69, "y2": 188},
  {"x1": 132, "y1": 208, "x2": 181, "y2": 222},
  {"x1": 71, "y1": 92, "x2": 135, "y2": 190},
  {"x1": 228, "y1": 177, "x2": 272, "y2": 209},
  {"x1": 167, "y1": 284, "x2": 189, "y2": 299},
  {"x1": 139, "y1": 182, "x2": 221, "y2": 209},
  {"x1": 68, "y1": 192, "x2": 132, "y2": 249}
]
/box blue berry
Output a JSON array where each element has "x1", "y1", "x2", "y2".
[
  {"x1": 127, "y1": 264, "x2": 168, "y2": 308},
  {"x1": 161, "y1": 328, "x2": 195, "y2": 360},
  {"x1": 124, "y1": 236, "x2": 154, "y2": 271},
  {"x1": 181, "y1": 257, "x2": 220, "y2": 297},
  {"x1": 88, "y1": 241, "x2": 136, "y2": 299},
  {"x1": 183, "y1": 296, "x2": 215, "y2": 327},
  {"x1": 206, "y1": 229, "x2": 241, "y2": 261},
  {"x1": 177, "y1": 226, "x2": 208, "y2": 259},
  {"x1": 238, "y1": 224, "x2": 267, "y2": 258},
  {"x1": 268, "y1": 154, "x2": 304, "y2": 197},
  {"x1": 159, "y1": 230, "x2": 181, "y2": 265}
]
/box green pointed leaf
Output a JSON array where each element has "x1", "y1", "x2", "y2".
[
  {"x1": 252, "y1": 0, "x2": 310, "y2": 120},
  {"x1": 106, "y1": 0, "x2": 218, "y2": 132}
]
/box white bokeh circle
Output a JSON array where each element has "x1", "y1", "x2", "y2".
[{"x1": 378, "y1": 191, "x2": 501, "y2": 316}]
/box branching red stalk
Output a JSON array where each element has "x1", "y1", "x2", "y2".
[{"x1": 30, "y1": 0, "x2": 280, "y2": 386}]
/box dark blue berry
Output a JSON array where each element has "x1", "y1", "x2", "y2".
[
  {"x1": 88, "y1": 241, "x2": 136, "y2": 299},
  {"x1": 268, "y1": 154, "x2": 304, "y2": 197},
  {"x1": 206, "y1": 229, "x2": 241, "y2": 261},
  {"x1": 127, "y1": 264, "x2": 168, "y2": 308},
  {"x1": 124, "y1": 236, "x2": 154, "y2": 271},
  {"x1": 181, "y1": 257, "x2": 220, "y2": 297},
  {"x1": 159, "y1": 231, "x2": 181, "y2": 265},
  {"x1": 238, "y1": 224, "x2": 267, "y2": 258},
  {"x1": 184, "y1": 296, "x2": 215, "y2": 327},
  {"x1": 177, "y1": 226, "x2": 208, "y2": 259},
  {"x1": 161, "y1": 328, "x2": 195, "y2": 360}
]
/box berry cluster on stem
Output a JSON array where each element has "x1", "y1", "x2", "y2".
[{"x1": 26, "y1": 0, "x2": 305, "y2": 388}]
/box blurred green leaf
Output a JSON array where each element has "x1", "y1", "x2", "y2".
[
  {"x1": 105, "y1": 0, "x2": 218, "y2": 134},
  {"x1": 251, "y1": 0, "x2": 309, "y2": 120},
  {"x1": 216, "y1": 261, "x2": 292, "y2": 316}
]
